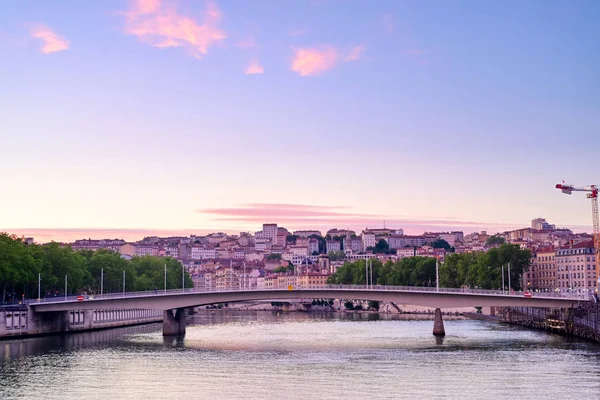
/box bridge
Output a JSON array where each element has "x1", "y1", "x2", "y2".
[{"x1": 28, "y1": 285, "x2": 587, "y2": 337}]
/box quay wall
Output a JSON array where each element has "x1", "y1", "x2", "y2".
[
  {"x1": 0, "y1": 306, "x2": 162, "y2": 339},
  {"x1": 496, "y1": 305, "x2": 600, "y2": 343}
]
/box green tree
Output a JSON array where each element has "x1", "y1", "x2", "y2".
[
  {"x1": 486, "y1": 235, "x2": 506, "y2": 246},
  {"x1": 432, "y1": 239, "x2": 453, "y2": 251},
  {"x1": 266, "y1": 253, "x2": 282, "y2": 260},
  {"x1": 374, "y1": 239, "x2": 389, "y2": 254},
  {"x1": 327, "y1": 250, "x2": 346, "y2": 261}
]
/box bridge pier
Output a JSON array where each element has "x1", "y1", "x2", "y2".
[
  {"x1": 433, "y1": 308, "x2": 445, "y2": 336},
  {"x1": 163, "y1": 309, "x2": 186, "y2": 336}
]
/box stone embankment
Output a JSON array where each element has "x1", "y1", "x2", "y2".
[{"x1": 0, "y1": 305, "x2": 161, "y2": 339}]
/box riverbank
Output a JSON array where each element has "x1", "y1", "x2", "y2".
[{"x1": 0, "y1": 306, "x2": 162, "y2": 340}]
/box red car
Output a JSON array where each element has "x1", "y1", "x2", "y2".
[{"x1": 523, "y1": 292, "x2": 533, "y2": 298}]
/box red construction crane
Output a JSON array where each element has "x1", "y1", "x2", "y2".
[{"x1": 556, "y1": 182, "x2": 600, "y2": 293}]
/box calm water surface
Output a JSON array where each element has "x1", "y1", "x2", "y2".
[{"x1": 1, "y1": 311, "x2": 599, "y2": 399}]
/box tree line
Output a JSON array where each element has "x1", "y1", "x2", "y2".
[
  {"x1": 0, "y1": 233, "x2": 193, "y2": 303},
  {"x1": 327, "y1": 244, "x2": 530, "y2": 290}
]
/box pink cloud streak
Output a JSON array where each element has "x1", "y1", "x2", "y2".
[
  {"x1": 199, "y1": 203, "x2": 544, "y2": 234},
  {"x1": 29, "y1": 25, "x2": 69, "y2": 54},
  {"x1": 123, "y1": 0, "x2": 226, "y2": 58},
  {"x1": 245, "y1": 59, "x2": 264, "y2": 74},
  {"x1": 291, "y1": 45, "x2": 365, "y2": 76}
]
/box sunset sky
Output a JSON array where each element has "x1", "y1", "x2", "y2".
[{"x1": 1, "y1": 0, "x2": 599, "y2": 243}]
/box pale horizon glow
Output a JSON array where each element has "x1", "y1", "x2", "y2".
[{"x1": 1, "y1": 1, "x2": 598, "y2": 243}]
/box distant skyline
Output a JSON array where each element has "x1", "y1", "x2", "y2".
[{"x1": 1, "y1": 1, "x2": 599, "y2": 242}]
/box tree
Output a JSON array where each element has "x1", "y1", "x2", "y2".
[
  {"x1": 432, "y1": 239, "x2": 452, "y2": 251},
  {"x1": 368, "y1": 300, "x2": 380, "y2": 310},
  {"x1": 327, "y1": 250, "x2": 346, "y2": 261},
  {"x1": 374, "y1": 239, "x2": 389, "y2": 254},
  {"x1": 266, "y1": 253, "x2": 282, "y2": 260},
  {"x1": 486, "y1": 236, "x2": 506, "y2": 246},
  {"x1": 286, "y1": 235, "x2": 298, "y2": 245}
]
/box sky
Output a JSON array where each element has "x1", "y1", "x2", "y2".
[{"x1": 1, "y1": 0, "x2": 599, "y2": 243}]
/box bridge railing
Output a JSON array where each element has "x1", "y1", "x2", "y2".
[{"x1": 25, "y1": 283, "x2": 589, "y2": 306}]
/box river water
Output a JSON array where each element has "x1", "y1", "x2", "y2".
[{"x1": 1, "y1": 311, "x2": 599, "y2": 399}]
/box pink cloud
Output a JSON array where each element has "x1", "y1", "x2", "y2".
[
  {"x1": 29, "y1": 25, "x2": 69, "y2": 54},
  {"x1": 291, "y1": 45, "x2": 365, "y2": 76},
  {"x1": 198, "y1": 203, "x2": 542, "y2": 235},
  {"x1": 122, "y1": 0, "x2": 226, "y2": 58},
  {"x1": 245, "y1": 59, "x2": 264, "y2": 74},
  {"x1": 291, "y1": 46, "x2": 339, "y2": 76},
  {"x1": 344, "y1": 45, "x2": 365, "y2": 62}
]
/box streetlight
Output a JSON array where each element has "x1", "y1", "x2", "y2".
[
  {"x1": 123, "y1": 270, "x2": 126, "y2": 297},
  {"x1": 100, "y1": 268, "x2": 104, "y2": 298},
  {"x1": 436, "y1": 259, "x2": 439, "y2": 292},
  {"x1": 38, "y1": 273, "x2": 41, "y2": 301},
  {"x1": 164, "y1": 263, "x2": 167, "y2": 293},
  {"x1": 64, "y1": 274, "x2": 68, "y2": 301}
]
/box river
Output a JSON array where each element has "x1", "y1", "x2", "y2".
[{"x1": 1, "y1": 311, "x2": 599, "y2": 399}]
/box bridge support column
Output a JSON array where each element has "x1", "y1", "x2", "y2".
[
  {"x1": 433, "y1": 308, "x2": 445, "y2": 336},
  {"x1": 163, "y1": 309, "x2": 186, "y2": 336}
]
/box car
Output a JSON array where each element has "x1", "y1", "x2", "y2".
[{"x1": 524, "y1": 291, "x2": 533, "y2": 298}]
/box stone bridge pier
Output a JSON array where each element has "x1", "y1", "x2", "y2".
[
  {"x1": 163, "y1": 309, "x2": 186, "y2": 336},
  {"x1": 433, "y1": 308, "x2": 445, "y2": 336}
]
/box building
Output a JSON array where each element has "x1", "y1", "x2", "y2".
[
  {"x1": 326, "y1": 229, "x2": 355, "y2": 237},
  {"x1": 362, "y1": 232, "x2": 376, "y2": 249},
  {"x1": 118, "y1": 243, "x2": 136, "y2": 257},
  {"x1": 346, "y1": 237, "x2": 363, "y2": 253},
  {"x1": 293, "y1": 230, "x2": 322, "y2": 238},
  {"x1": 326, "y1": 240, "x2": 341, "y2": 253},
  {"x1": 532, "y1": 218, "x2": 556, "y2": 231},
  {"x1": 525, "y1": 248, "x2": 556, "y2": 292},
  {"x1": 289, "y1": 245, "x2": 308, "y2": 256},
  {"x1": 555, "y1": 240, "x2": 597, "y2": 294},
  {"x1": 191, "y1": 247, "x2": 217, "y2": 260},
  {"x1": 164, "y1": 245, "x2": 179, "y2": 258},
  {"x1": 254, "y1": 237, "x2": 272, "y2": 251},
  {"x1": 262, "y1": 223, "x2": 278, "y2": 243},
  {"x1": 215, "y1": 267, "x2": 239, "y2": 290},
  {"x1": 135, "y1": 244, "x2": 159, "y2": 257},
  {"x1": 297, "y1": 273, "x2": 330, "y2": 288},
  {"x1": 308, "y1": 239, "x2": 319, "y2": 255}
]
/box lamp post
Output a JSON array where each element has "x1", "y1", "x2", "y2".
[
  {"x1": 508, "y1": 262, "x2": 511, "y2": 293},
  {"x1": 164, "y1": 263, "x2": 167, "y2": 293},
  {"x1": 370, "y1": 259, "x2": 373, "y2": 289},
  {"x1": 64, "y1": 275, "x2": 67, "y2": 301},
  {"x1": 100, "y1": 268, "x2": 104, "y2": 298},
  {"x1": 123, "y1": 270, "x2": 126, "y2": 297},
  {"x1": 38, "y1": 273, "x2": 41, "y2": 301},
  {"x1": 436, "y1": 259, "x2": 439, "y2": 292}
]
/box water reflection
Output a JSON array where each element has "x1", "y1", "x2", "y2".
[{"x1": 0, "y1": 311, "x2": 599, "y2": 400}]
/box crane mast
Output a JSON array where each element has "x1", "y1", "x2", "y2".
[{"x1": 556, "y1": 183, "x2": 600, "y2": 294}]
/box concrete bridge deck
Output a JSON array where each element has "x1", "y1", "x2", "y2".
[
  {"x1": 27, "y1": 285, "x2": 588, "y2": 337},
  {"x1": 28, "y1": 285, "x2": 586, "y2": 312}
]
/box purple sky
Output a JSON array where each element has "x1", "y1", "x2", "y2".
[{"x1": 1, "y1": 0, "x2": 599, "y2": 242}]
